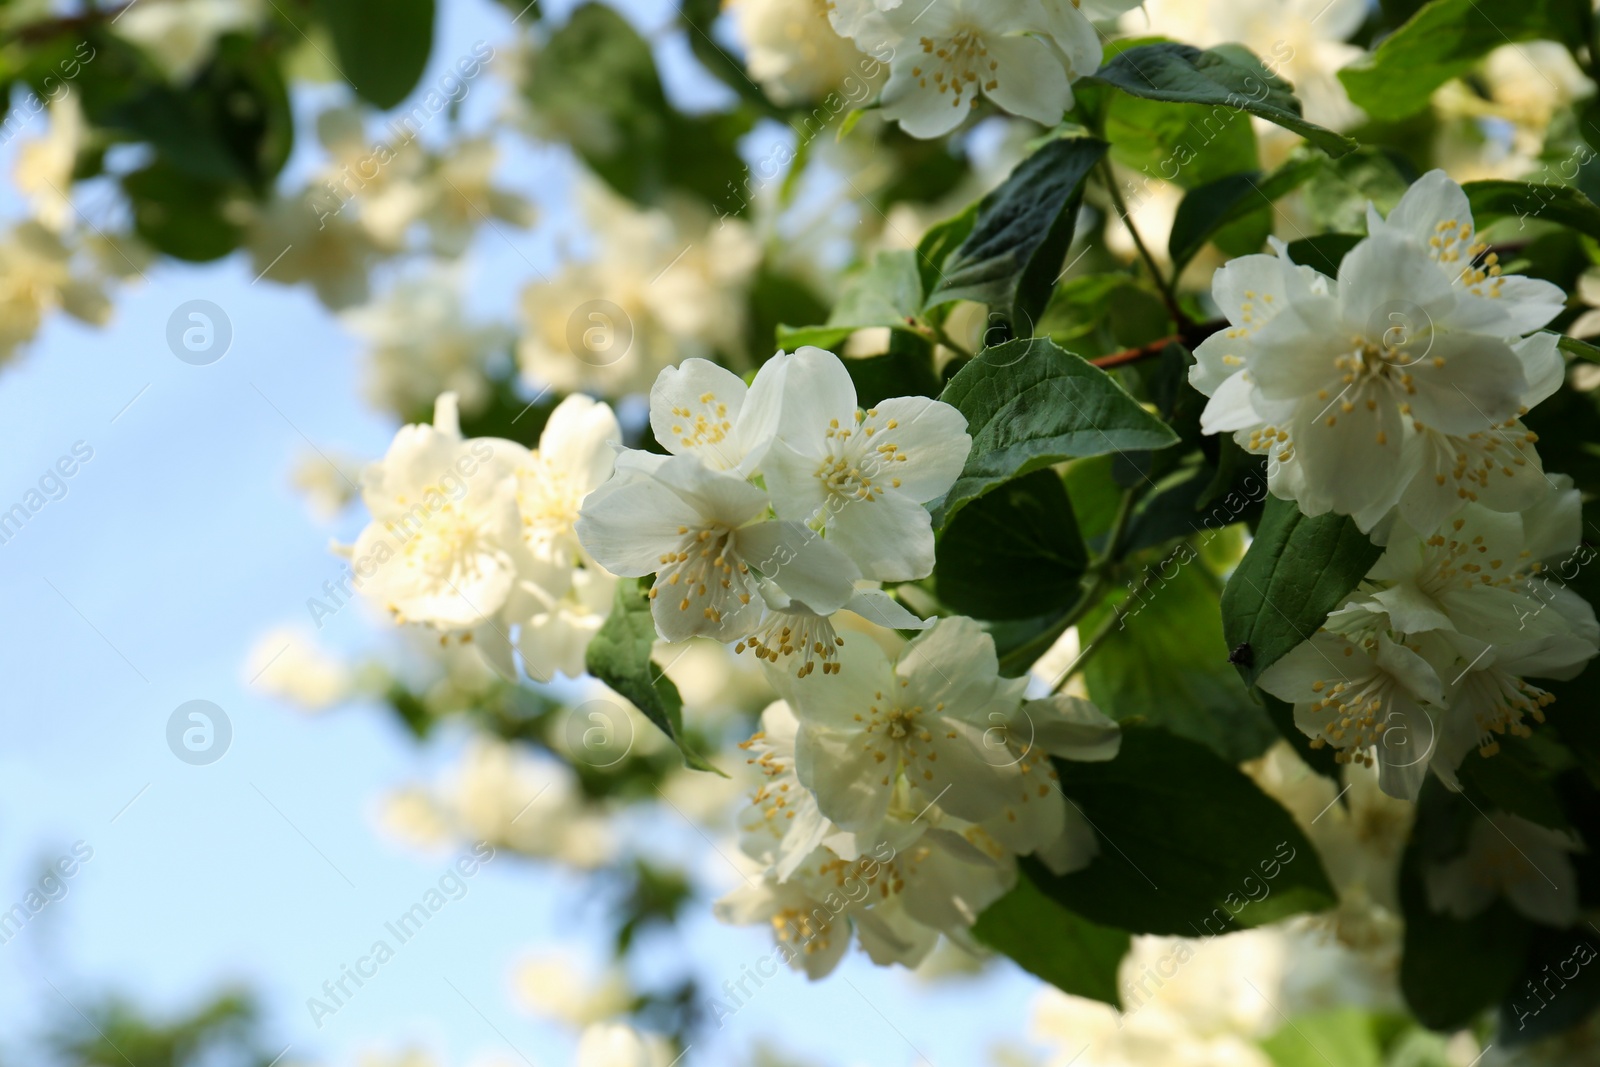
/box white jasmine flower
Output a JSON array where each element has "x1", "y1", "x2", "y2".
[
  {"x1": 419, "y1": 136, "x2": 535, "y2": 257},
  {"x1": 829, "y1": 0, "x2": 1138, "y2": 138},
  {"x1": 576, "y1": 453, "x2": 861, "y2": 644},
  {"x1": 13, "y1": 94, "x2": 82, "y2": 233},
  {"x1": 730, "y1": 0, "x2": 874, "y2": 105},
  {"x1": 737, "y1": 701, "x2": 837, "y2": 881},
  {"x1": 713, "y1": 855, "x2": 856, "y2": 979},
  {"x1": 1424, "y1": 811, "x2": 1582, "y2": 926},
  {"x1": 517, "y1": 394, "x2": 624, "y2": 568},
  {"x1": 350, "y1": 393, "x2": 531, "y2": 630},
  {"x1": 1191, "y1": 172, "x2": 1559, "y2": 526},
  {"x1": 0, "y1": 222, "x2": 110, "y2": 365},
  {"x1": 783, "y1": 616, "x2": 1031, "y2": 834},
  {"x1": 763, "y1": 346, "x2": 970, "y2": 581},
  {"x1": 648, "y1": 356, "x2": 786, "y2": 477}
]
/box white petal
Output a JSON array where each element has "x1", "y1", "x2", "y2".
[
  {"x1": 982, "y1": 36, "x2": 1073, "y2": 126},
  {"x1": 824, "y1": 490, "x2": 937, "y2": 582}
]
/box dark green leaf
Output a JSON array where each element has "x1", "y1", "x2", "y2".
[
  {"x1": 586, "y1": 578, "x2": 721, "y2": 774},
  {"x1": 935, "y1": 469, "x2": 1088, "y2": 620},
  {"x1": 1090, "y1": 43, "x2": 1358, "y2": 158},
  {"x1": 925, "y1": 137, "x2": 1108, "y2": 332},
  {"x1": 840, "y1": 331, "x2": 941, "y2": 408},
  {"x1": 316, "y1": 0, "x2": 436, "y2": 109},
  {"x1": 935, "y1": 337, "x2": 1179, "y2": 526},
  {"x1": 1399, "y1": 782, "x2": 1534, "y2": 1029},
  {"x1": 916, "y1": 201, "x2": 979, "y2": 301},
  {"x1": 1222, "y1": 497, "x2": 1383, "y2": 686},
  {"x1": 777, "y1": 250, "x2": 926, "y2": 351},
  {"x1": 1169, "y1": 155, "x2": 1322, "y2": 270},
  {"x1": 1085, "y1": 561, "x2": 1278, "y2": 763},
  {"x1": 121, "y1": 163, "x2": 243, "y2": 261},
  {"x1": 1028, "y1": 725, "x2": 1337, "y2": 935},
  {"x1": 973, "y1": 875, "x2": 1130, "y2": 1007},
  {"x1": 1285, "y1": 234, "x2": 1362, "y2": 275},
  {"x1": 1341, "y1": 0, "x2": 1592, "y2": 121},
  {"x1": 1465, "y1": 179, "x2": 1600, "y2": 241},
  {"x1": 1497, "y1": 926, "x2": 1600, "y2": 1044}
]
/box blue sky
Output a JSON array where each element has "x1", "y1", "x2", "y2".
[{"x1": 0, "y1": 2, "x2": 1046, "y2": 1065}]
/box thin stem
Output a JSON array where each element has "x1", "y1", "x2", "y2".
[
  {"x1": 1099, "y1": 161, "x2": 1186, "y2": 328},
  {"x1": 928, "y1": 320, "x2": 975, "y2": 361},
  {"x1": 1051, "y1": 541, "x2": 1189, "y2": 693}
]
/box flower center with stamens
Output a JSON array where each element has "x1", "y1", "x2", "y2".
[
  {"x1": 647, "y1": 522, "x2": 750, "y2": 624},
  {"x1": 736, "y1": 612, "x2": 845, "y2": 677},
  {"x1": 913, "y1": 27, "x2": 999, "y2": 111}
]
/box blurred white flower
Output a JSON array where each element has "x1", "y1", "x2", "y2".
[
  {"x1": 518, "y1": 183, "x2": 760, "y2": 396},
  {"x1": 1425, "y1": 811, "x2": 1583, "y2": 926},
  {"x1": 574, "y1": 1023, "x2": 673, "y2": 1067},
  {"x1": 0, "y1": 222, "x2": 110, "y2": 365},
  {"x1": 248, "y1": 189, "x2": 380, "y2": 311},
  {"x1": 245, "y1": 626, "x2": 353, "y2": 711},
  {"x1": 290, "y1": 449, "x2": 365, "y2": 522},
  {"x1": 112, "y1": 0, "x2": 263, "y2": 81},
  {"x1": 384, "y1": 738, "x2": 615, "y2": 868},
  {"x1": 13, "y1": 94, "x2": 83, "y2": 233},
  {"x1": 343, "y1": 272, "x2": 512, "y2": 420},
  {"x1": 730, "y1": 0, "x2": 875, "y2": 105},
  {"x1": 513, "y1": 952, "x2": 633, "y2": 1028}
]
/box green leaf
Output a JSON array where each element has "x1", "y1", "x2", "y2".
[
  {"x1": 1340, "y1": 0, "x2": 1592, "y2": 121},
  {"x1": 1027, "y1": 725, "x2": 1337, "y2": 935},
  {"x1": 1104, "y1": 93, "x2": 1258, "y2": 193},
  {"x1": 1497, "y1": 925, "x2": 1600, "y2": 1044},
  {"x1": 1085, "y1": 562, "x2": 1279, "y2": 763},
  {"x1": 840, "y1": 331, "x2": 941, "y2": 408},
  {"x1": 915, "y1": 201, "x2": 979, "y2": 299},
  {"x1": 525, "y1": 3, "x2": 751, "y2": 206},
  {"x1": 1301, "y1": 148, "x2": 1417, "y2": 234},
  {"x1": 315, "y1": 0, "x2": 435, "y2": 109},
  {"x1": 1399, "y1": 782, "x2": 1534, "y2": 1029},
  {"x1": 935, "y1": 469, "x2": 1088, "y2": 621},
  {"x1": 1465, "y1": 179, "x2": 1600, "y2": 241},
  {"x1": 924, "y1": 137, "x2": 1108, "y2": 332},
  {"x1": 1169, "y1": 154, "x2": 1322, "y2": 270},
  {"x1": 585, "y1": 578, "x2": 721, "y2": 774},
  {"x1": 776, "y1": 250, "x2": 927, "y2": 352},
  {"x1": 935, "y1": 337, "x2": 1179, "y2": 526},
  {"x1": 973, "y1": 875, "x2": 1130, "y2": 1007},
  {"x1": 1089, "y1": 43, "x2": 1358, "y2": 158},
  {"x1": 1221, "y1": 497, "x2": 1383, "y2": 686},
  {"x1": 1285, "y1": 234, "x2": 1362, "y2": 275},
  {"x1": 1260, "y1": 1008, "x2": 1386, "y2": 1067},
  {"x1": 121, "y1": 163, "x2": 243, "y2": 262}
]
